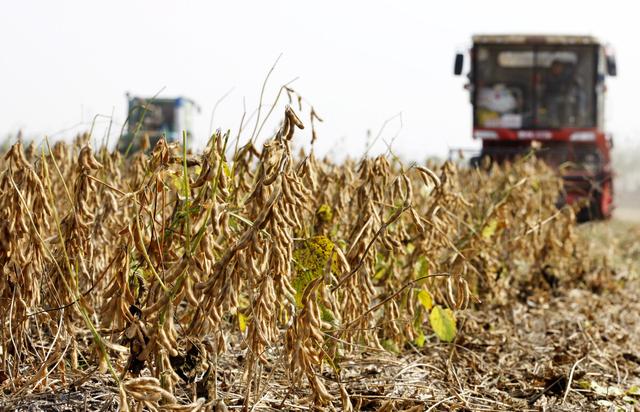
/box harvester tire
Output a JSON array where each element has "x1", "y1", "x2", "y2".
[{"x1": 584, "y1": 180, "x2": 613, "y2": 221}]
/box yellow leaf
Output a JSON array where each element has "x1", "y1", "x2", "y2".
[
  {"x1": 417, "y1": 289, "x2": 433, "y2": 311},
  {"x1": 171, "y1": 173, "x2": 186, "y2": 194},
  {"x1": 414, "y1": 331, "x2": 426, "y2": 348},
  {"x1": 429, "y1": 305, "x2": 457, "y2": 342},
  {"x1": 315, "y1": 204, "x2": 333, "y2": 223},
  {"x1": 481, "y1": 219, "x2": 498, "y2": 239},
  {"x1": 531, "y1": 178, "x2": 540, "y2": 191},
  {"x1": 292, "y1": 236, "x2": 337, "y2": 307},
  {"x1": 222, "y1": 162, "x2": 231, "y2": 178},
  {"x1": 238, "y1": 313, "x2": 248, "y2": 332},
  {"x1": 578, "y1": 380, "x2": 591, "y2": 390}
]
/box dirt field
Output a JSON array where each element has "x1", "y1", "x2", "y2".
[
  {"x1": 614, "y1": 190, "x2": 640, "y2": 223},
  {"x1": 615, "y1": 208, "x2": 640, "y2": 223}
]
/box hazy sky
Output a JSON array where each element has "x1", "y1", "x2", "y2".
[{"x1": 2, "y1": 0, "x2": 639, "y2": 159}]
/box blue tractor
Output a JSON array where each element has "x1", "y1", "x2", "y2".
[{"x1": 117, "y1": 93, "x2": 199, "y2": 154}]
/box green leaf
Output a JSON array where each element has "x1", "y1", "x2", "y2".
[
  {"x1": 381, "y1": 339, "x2": 400, "y2": 354},
  {"x1": 320, "y1": 304, "x2": 339, "y2": 328},
  {"x1": 415, "y1": 256, "x2": 429, "y2": 279},
  {"x1": 414, "y1": 331, "x2": 426, "y2": 348},
  {"x1": 412, "y1": 312, "x2": 423, "y2": 330},
  {"x1": 417, "y1": 289, "x2": 433, "y2": 311},
  {"x1": 481, "y1": 219, "x2": 498, "y2": 239},
  {"x1": 429, "y1": 305, "x2": 457, "y2": 342},
  {"x1": 374, "y1": 265, "x2": 388, "y2": 280}
]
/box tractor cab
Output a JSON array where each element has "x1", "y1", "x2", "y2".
[
  {"x1": 454, "y1": 35, "x2": 617, "y2": 219},
  {"x1": 117, "y1": 94, "x2": 199, "y2": 154}
]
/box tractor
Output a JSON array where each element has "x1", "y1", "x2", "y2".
[
  {"x1": 454, "y1": 35, "x2": 617, "y2": 220},
  {"x1": 117, "y1": 93, "x2": 199, "y2": 154}
]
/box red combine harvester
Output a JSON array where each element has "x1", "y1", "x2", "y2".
[{"x1": 454, "y1": 35, "x2": 617, "y2": 220}]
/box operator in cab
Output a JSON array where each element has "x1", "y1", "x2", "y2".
[{"x1": 540, "y1": 58, "x2": 586, "y2": 128}]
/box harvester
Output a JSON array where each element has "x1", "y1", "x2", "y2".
[
  {"x1": 117, "y1": 93, "x2": 199, "y2": 154},
  {"x1": 454, "y1": 35, "x2": 617, "y2": 219}
]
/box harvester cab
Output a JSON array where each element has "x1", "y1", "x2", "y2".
[
  {"x1": 454, "y1": 35, "x2": 617, "y2": 220},
  {"x1": 117, "y1": 94, "x2": 199, "y2": 154}
]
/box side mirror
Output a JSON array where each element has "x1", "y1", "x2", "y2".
[
  {"x1": 606, "y1": 55, "x2": 617, "y2": 77},
  {"x1": 454, "y1": 53, "x2": 464, "y2": 76}
]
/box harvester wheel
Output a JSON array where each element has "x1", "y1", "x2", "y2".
[
  {"x1": 596, "y1": 180, "x2": 613, "y2": 219},
  {"x1": 587, "y1": 180, "x2": 612, "y2": 220}
]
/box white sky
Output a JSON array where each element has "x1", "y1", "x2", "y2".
[{"x1": 1, "y1": 0, "x2": 639, "y2": 159}]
